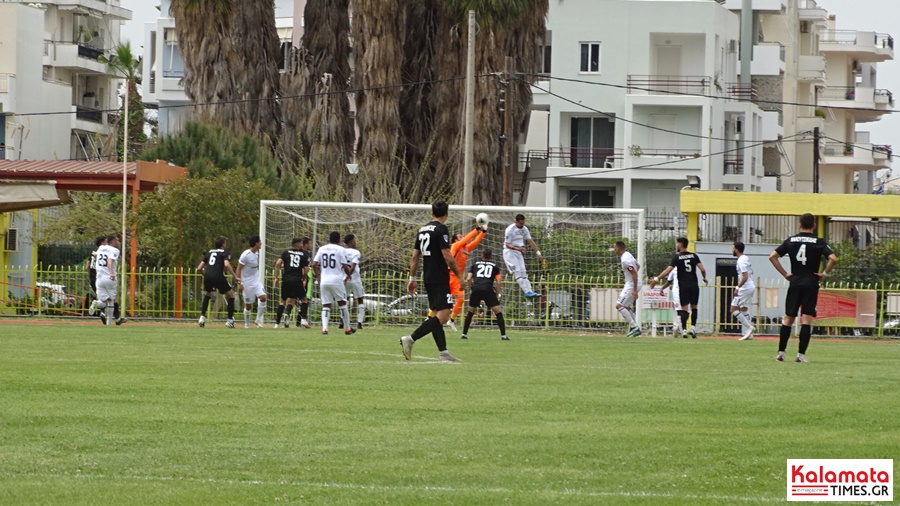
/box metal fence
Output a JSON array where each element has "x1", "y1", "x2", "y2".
[{"x1": 2, "y1": 265, "x2": 898, "y2": 337}]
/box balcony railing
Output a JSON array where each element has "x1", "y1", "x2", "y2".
[
  {"x1": 818, "y1": 86, "x2": 857, "y2": 101},
  {"x1": 821, "y1": 30, "x2": 894, "y2": 50},
  {"x1": 875, "y1": 89, "x2": 894, "y2": 106},
  {"x1": 162, "y1": 69, "x2": 185, "y2": 79},
  {"x1": 77, "y1": 44, "x2": 104, "y2": 61},
  {"x1": 633, "y1": 148, "x2": 701, "y2": 158},
  {"x1": 724, "y1": 156, "x2": 744, "y2": 175},
  {"x1": 544, "y1": 147, "x2": 623, "y2": 168},
  {"x1": 728, "y1": 83, "x2": 758, "y2": 102},
  {"x1": 626, "y1": 75, "x2": 710, "y2": 96},
  {"x1": 75, "y1": 106, "x2": 103, "y2": 123},
  {"x1": 874, "y1": 145, "x2": 893, "y2": 159}
]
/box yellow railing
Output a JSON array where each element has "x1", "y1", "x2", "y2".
[{"x1": 2, "y1": 265, "x2": 898, "y2": 337}]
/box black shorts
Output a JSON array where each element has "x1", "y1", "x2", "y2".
[
  {"x1": 89, "y1": 269, "x2": 97, "y2": 294},
  {"x1": 425, "y1": 283, "x2": 454, "y2": 311},
  {"x1": 468, "y1": 289, "x2": 499, "y2": 309},
  {"x1": 679, "y1": 285, "x2": 700, "y2": 306},
  {"x1": 785, "y1": 284, "x2": 819, "y2": 317},
  {"x1": 281, "y1": 279, "x2": 307, "y2": 301},
  {"x1": 204, "y1": 276, "x2": 232, "y2": 295}
]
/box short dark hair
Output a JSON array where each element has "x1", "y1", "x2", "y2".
[
  {"x1": 614, "y1": 240, "x2": 626, "y2": 250},
  {"x1": 343, "y1": 233, "x2": 355, "y2": 245},
  {"x1": 432, "y1": 201, "x2": 449, "y2": 218},
  {"x1": 800, "y1": 213, "x2": 816, "y2": 230},
  {"x1": 515, "y1": 214, "x2": 525, "y2": 221},
  {"x1": 215, "y1": 236, "x2": 227, "y2": 249},
  {"x1": 733, "y1": 241, "x2": 745, "y2": 253},
  {"x1": 676, "y1": 237, "x2": 689, "y2": 249},
  {"x1": 329, "y1": 231, "x2": 341, "y2": 244},
  {"x1": 95, "y1": 235, "x2": 107, "y2": 247},
  {"x1": 107, "y1": 234, "x2": 118, "y2": 243},
  {"x1": 482, "y1": 248, "x2": 493, "y2": 259},
  {"x1": 291, "y1": 237, "x2": 302, "y2": 246},
  {"x1": 301, "y1": 237, "x2": 311, "y2": 245},
  {"x1": 248, "y1": 235, "x2": 261, "y2": 247}
]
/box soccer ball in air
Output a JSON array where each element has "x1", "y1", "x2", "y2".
[{"x1": 475, "y1": 213, "x2": 490, "y2": 226}]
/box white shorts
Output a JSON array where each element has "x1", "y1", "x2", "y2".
[
  {"x1": 345, "y1": 280, "x2": 364, "y2": 300},
  {"x1": 502, "y1": 249, "x2": 526, "y2": 277},
  {"x1": 617, "y1": 284, "x2": 640, "y2": 308},
  {"x1": 670, "y1": 288, "x2": 681, "y2": 308},
  {"x1": 96, "y1": 277, "x2": 117, "y2": 303},
  {"x1": 320, "y1": 283, "x2": 347, "y2": 305},
  {"x1": 241, "y1": 282, "x2": 266, "y2": 304},
  {"x1": 730, "y1": 284, "x2": 755, "y2": 309}
]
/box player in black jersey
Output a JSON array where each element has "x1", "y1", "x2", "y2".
[
  {"x1": 650, "y1": 237, "x2": 707, "y2": 338},
  {"x1": 769, "y1": 213, "x2": 837, "y2": 363},
  {"x1": 273, "y1": 237, "x2": 311, "y2": 329},
  {"x1": 196, "y1": 236, "x2": 238, "y2": 328},
  {"x1": 400, "y1": 201, "x2": 465, "y2": 362},
  {"x1": 461, "y1": 248, "x2": 508, "y2": 341}
]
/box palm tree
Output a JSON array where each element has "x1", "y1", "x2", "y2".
[
  {"x1": 282, "y1": 0, "x2": 355, "y2": 199},
  {"x1": 169, "y1": 0, "x2": 281, "y2": 147},
  {"x1": 100, "y1": 41, "x2": 147, "y2": 161}
]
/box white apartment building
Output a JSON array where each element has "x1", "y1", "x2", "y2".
[
  {"x1": 725, "y1": 0, "x2": 893, "y2": 195},
  {"x1": 0, "y1": 0, "x2": 131, "y2": 161},
  {"x1": 522, "y1": 0, "x2": 777, "y2": 213},
  {"x1": 142, "y1": 0, "x2": 295, "y2": 136}
]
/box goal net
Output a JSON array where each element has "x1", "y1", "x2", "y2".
[{"x1": 260, "y1": 202, "x2": 647, "y2": 330}]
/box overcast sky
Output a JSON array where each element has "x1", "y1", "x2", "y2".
[{"x1": 118, "y1": 0, "x2": 899, "y2": 178}]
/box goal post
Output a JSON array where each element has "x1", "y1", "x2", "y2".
[{"x1": 260, "y1": 201, "x2": 647, "y2": 329}]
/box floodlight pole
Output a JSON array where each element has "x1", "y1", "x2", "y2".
[{"x1": 462, "y1": 10, "x2": 476, "y2": 205}]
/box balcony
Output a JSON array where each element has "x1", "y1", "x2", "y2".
[
  {"x1": 542, "y1": 147, "x2": 624, "y2": 169},
  {"x1": 0, "y1": 74, "x2": 14, "y2": 114},
  {"x1": 727, "y1": 83, "x2": 757, "y2": 102},
  {"x1": 760, "y1": 106, "x2": 783, "y2": 141},
  {"x1": 820, "y1": 30, "x2": 894, "y2": 62},
  {"x1": 722, "y1": 0, "x2": 785, "y2": 12},
  {"x1": 626, "y1": 75, "x2": 710, "y2": 97},
  {"x1": 822, "y1": 141, "x2": 892, "y2": 170},
  {"x1": 798, "y1": 55, "x2": 826, "y2": 83},
  {"x1": 45, "y1": 41, "x2": 109, "y2": 75},
  {"x1": 54, "y1": 0, "x2": 132, "y2": 20},
  {"x1": 724, "y1": 156, "x2": 744, "y2": 175},
  {"x1": 73, "y1": 105, "x2": 113, "y2": 134},
  {"x1": 798, "y1": 0, "x2": 827, "y2": 21},
  {"x1": 818, "y1": 86, "x2": 893, "y2": 119},
  {"x1": 751, "y1": 43, "x2": 786, "y2": 76}
]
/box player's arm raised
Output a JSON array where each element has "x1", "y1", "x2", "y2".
[{"x1": 407, "y1": 249, "x2": 421, "y2": 295}]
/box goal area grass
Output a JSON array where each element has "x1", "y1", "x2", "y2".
[{"x1": 0, "y1": 322, "x2": 897, "y2": 504}]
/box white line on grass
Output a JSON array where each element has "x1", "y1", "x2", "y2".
[{"x1": 18, "y1": 471, "x2": 783, "y2": 502}]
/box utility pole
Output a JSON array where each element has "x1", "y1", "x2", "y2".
[
  {"x1": 463, "y1": 10, "x2": 476, "y2": 205},
  {"x1": 501, "y1": 56, "x2": 512, "y2": 206},
  {"x1": 813, "y1": 127, "x2": 820, "y2": 193}
]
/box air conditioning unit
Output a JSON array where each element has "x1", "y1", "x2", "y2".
[
  {"x1": 4, "y1": 229, "x2": 18, "y2": 251},
  {"x1": 800, "y1": 21, "x2": 810, "y2": 34},
  {"x1": 728, "y1": 39, "x2": 738, "y2": 53}
]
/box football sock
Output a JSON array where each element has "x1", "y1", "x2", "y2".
[
  {"x1": 113, "y1": 303, "x2": 120, "y2": 319},
  {"x1": 733, "y1": 310, "x2": 752, "y2": 329},
  {"x1": 276, "y1": 304, "x2": 285, "y2": 324},
  {"x1": 452, "y1": 298, "x2": 464, "y2": 321},
  {"x1": 300, "y1": 302, "x2": 309, "y2": 321},
  {"x1": 432, "y1": 323, "x2": 448, "y2": 352},
  {"x1": 339, "y1": 306, "x2": 350, "y2": 330},
  {"x1": 617, "y1": 306, "x2": 636, "y2": 327},
  {"x1": 244, "y1": 309, "x2": 252, "y2": 327},
  {"x1": 201, "y1": 295, "x2": 212, "y2": 317},
  {"x1": 284, "y1": 304, "x2": 293, "y2": 322},
  {"x1": 106, "y1": 304, "x2": 114, "y2": 326},
  {"x1": 691, "y1": 308, "x2": 698, "y2": 326},
  {"x1": 322, "y1": 308, "x2": 331, "y2": 331},
  {"x1": 778, "y1": 324, "x2": 791, "y2": 352},
  {"x1": 679, "y1": 310, "x2": 689, "y2": 331},
  {"x1": 357, "y1": 303, "x2": 365, "y2": 324},
  {"x1": 226, "y1": 297, "x2": 235, "y2": 319},
  {"x1": 411, "y1": 316, "x2": 442, "y2": 341},
  {"x1": 742, "y1": 311, "x2": 752, "y2": 328},
  {"x1": 257, "y1": 300, "x2": 266, "y2": 323},
  {"x1": 516, "y1": 275, "x2": 533, "y2": 295},
  {"x1": 463, "y1": 311, "x2": 474, "y2": 335},
  {"x1": 798, "y1": 324, "x2": 812, "y2": 354},
  {"x1": 496, "y1": 312, "x2": 507, "y2": 336}
]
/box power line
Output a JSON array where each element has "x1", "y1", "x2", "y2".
[{"x1": 822, "y1": 135, "x2": 898, "y2": 160}]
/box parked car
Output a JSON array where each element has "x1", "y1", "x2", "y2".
[
  {"x1": 384, "y1": 294, "x2": 429, "y2": 317},
  {"x1": 361, "y1": 294, "x2": 394, "y2": 317},
  {"x1": 884, "y1": 318, "x2": 899, "y2": 336},
  {"x1": 35, "y1": 282, "x2": 77, "y2": 308}
]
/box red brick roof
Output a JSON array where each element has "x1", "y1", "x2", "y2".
[{"x1": 0, "y1": 160, "x2": 187, "y2": 192}]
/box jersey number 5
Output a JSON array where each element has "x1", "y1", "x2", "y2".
[
  {"x1": 795, "y1": 244, "x2": 807, "y2": 265},
  {"x1": 418, "y1": 233, "x2": 431, "y2": 256},
  {"x1": 683, "y1": 260, "x2": 692, "y2": 272}
]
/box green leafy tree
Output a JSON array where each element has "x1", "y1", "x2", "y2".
[
  {"x1": 136, "y1": 173, "x2": 278, "y2": 266},
  {"x1": 37, "y1": 192, "x2": 126, "y2": 246},
  {"x1": 830, "y1": 240, "x2": 900, "y2": 287},
  {"x1": 100, "y1": 42, "x2": 148, "y2": 161}
]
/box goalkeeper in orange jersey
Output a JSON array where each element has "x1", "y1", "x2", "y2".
[{"x1": 428, "y1": 220, "x2": 487, "y2": 331}]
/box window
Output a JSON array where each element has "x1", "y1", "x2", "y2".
[
  {"x1": 570, "y1": 116, "x2": 615, "y2": 168},
  {"x1": 538, "y1": 44, "x2": 552, "y2": 75},
  {"x1": 568, "y1": 189, "x2": 615, "y2": 208},
  {"x1": 580, "y1": 42, "x2": 601, "y2": 73}
]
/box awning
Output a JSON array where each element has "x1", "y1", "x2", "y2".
[
  {"x1": 0, "y1": 180, "x2": 72, "y2": 212},
  {"x1": 277, "y1": 27, "x2": 293, "y2": 41}
]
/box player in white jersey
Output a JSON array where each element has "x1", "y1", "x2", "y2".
[
  {"x1": 613, "y1": 241, "x2": 641, "y2": 337},
  {"x1": 659, "y1": 269, "x2": 682, "y2": 336},
  {"x1": 313, "y1": 231, "x2": 354, "y2": 335},
  {"x1": 86, "y1": 235, "x2": 107, "y2": 317},
  {"x1": 343, "y1": 234, "x2": 366, "y2": 330},
  {"x1": 730, "y1": 241, "x2": 756, "y2": 341},
  {"x1": 502, "y1": 214, "x2": 544, "y2": 298},
  {"x1": 94, "y1": 235, "x2": 125, "y2": 326},
  {"x1": 235, "y1": 235, "x2": 267, "y2": 328}
]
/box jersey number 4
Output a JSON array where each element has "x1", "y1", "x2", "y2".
[
  {"x1": 418, "y1": 233, "x2": 431, "y2": 256},
  {"x1": 795, "y1": 244, "x2": 807, "y2": 265}
]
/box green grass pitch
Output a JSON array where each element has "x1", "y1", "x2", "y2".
[{"x1": 0, "y1": 322, "x2": 897, "y2": 504}]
